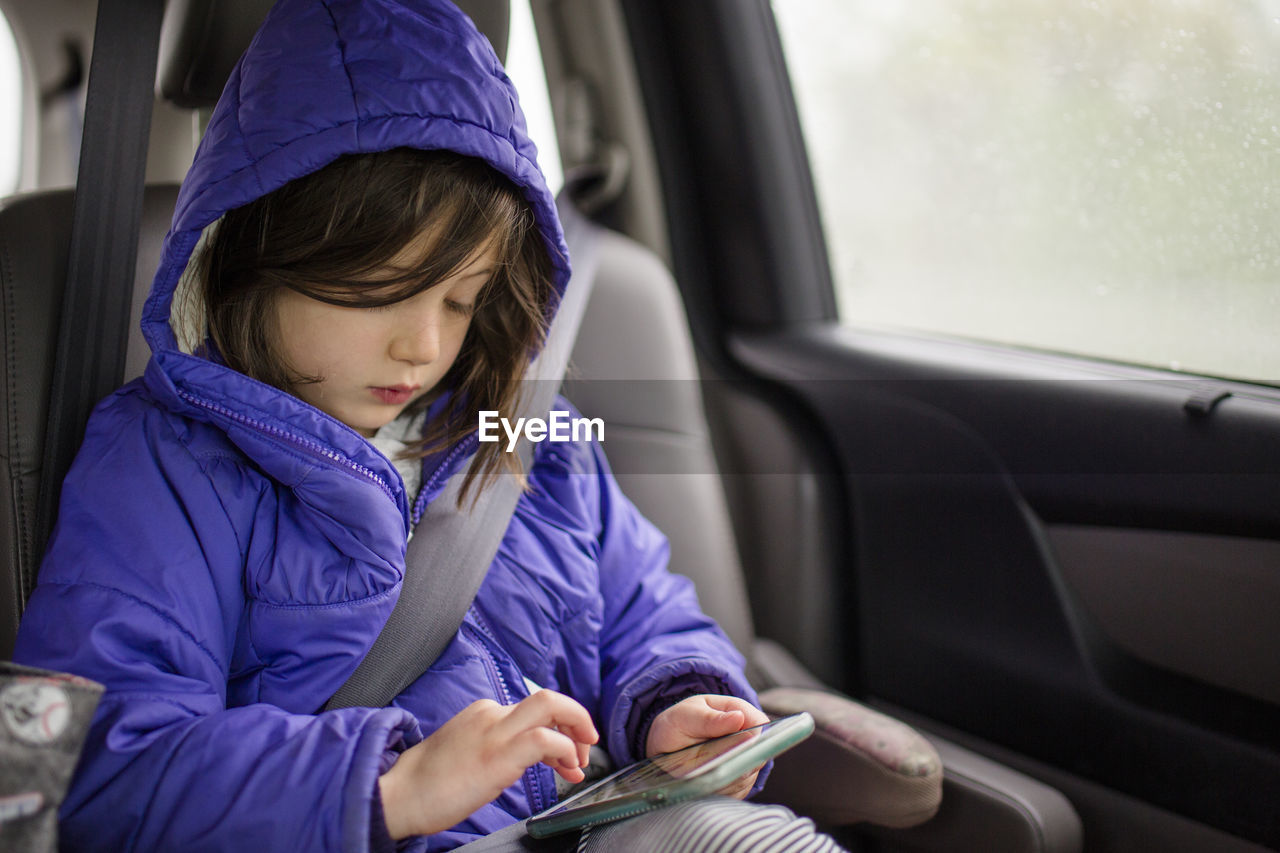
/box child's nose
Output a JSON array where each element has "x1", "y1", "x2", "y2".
[{"x1": 389, "y1": 309, "x2": 442, "y2": 366}]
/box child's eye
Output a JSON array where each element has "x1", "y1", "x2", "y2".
[{"x1": 445, "y1": 299, "x2": 475, "y2": 317}]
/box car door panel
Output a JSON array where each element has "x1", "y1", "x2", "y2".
[
  {"x1": 732, "y1": 327, "x2": 1280, "y2": 846},
  {"x1": 1047, "y1": 524, "x2": 1280, "y2": 709},
  {"x1": 605, "y1": 0, "x2": 1280, "y2": 845}
]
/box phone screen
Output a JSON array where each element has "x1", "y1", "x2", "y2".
[{"x1": 542, "y1": 718, "x2": 778, "y2": 814}]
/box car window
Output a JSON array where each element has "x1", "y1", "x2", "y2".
[
  {"x1": 0, "y1": 9, "x2": 20, "y2": 195},
  {"x1": 772, "y1": 0, "x2": 1280, "y2": 384},
  {"x1": 506, "y1": 0, "x2": 562, "y2": 194}
]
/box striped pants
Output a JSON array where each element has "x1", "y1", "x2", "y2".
[{"x1": 459, "y1": 798, "x2": 848, "y2": 852}]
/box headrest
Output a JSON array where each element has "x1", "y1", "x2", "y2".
[{"x1": 157, "y1": 0, "x2": 512, "y2": 109}]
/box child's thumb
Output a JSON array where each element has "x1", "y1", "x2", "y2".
[{"x1": 698, "y1": 705, "x2": 746, "y2": 737}]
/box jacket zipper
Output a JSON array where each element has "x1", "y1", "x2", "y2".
[
  {"x1": 176, "y1": 389, "x2": 399, "y2": 505},
  {"x1": 411, "y1": 434, "x2": 479, "y2": 525},
  {"x1": 464, "y1": 617, "x2": 549, "y2": 813}
]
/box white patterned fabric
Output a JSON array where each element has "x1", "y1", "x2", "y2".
[{"x1": 577, "y1": 797, "x2": 847, "y2": 853}]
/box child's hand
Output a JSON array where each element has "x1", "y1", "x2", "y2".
[
  {"x1": 378, "y1": 690, "x2": 598, "y2": 840},
  {"x1": 644, "y1": 694, "x2": 770, "y2": 800}
]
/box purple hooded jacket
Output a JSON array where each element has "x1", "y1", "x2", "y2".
[{"x1": 12, "y1": 1, "x2": 760, "y2": 849}]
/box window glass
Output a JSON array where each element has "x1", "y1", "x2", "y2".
[
  {"x1": 506, "y1": 0, "x2": 563, "y2": 194},
  {"x1": 773, "y1": 0, "x2": 1280, "y2": 383},
  {"x1": 0, "y1": 9, "x2": 21, "y2": 194}
]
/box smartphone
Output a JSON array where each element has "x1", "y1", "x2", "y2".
[{"x1": 526, "y1": 711, "x2": 815, "y2": 838}]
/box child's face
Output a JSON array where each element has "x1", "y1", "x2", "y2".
[{"x1": 273, "y1": 230, "x2": 496, "y2": 437}]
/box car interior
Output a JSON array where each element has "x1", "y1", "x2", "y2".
[{"x1": 1, "y1": 1, "x2": 1277, "y2": 851}]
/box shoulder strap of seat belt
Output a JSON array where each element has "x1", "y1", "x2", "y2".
[
  {"x1": 35, "y1": 0, "x2": 165, "y2": 555},
  {"x1": 324, "y1": 197, "x2": 603, "y2": 711}
]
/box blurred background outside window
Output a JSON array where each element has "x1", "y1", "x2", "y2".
[
  {"x1": 0, "y1": 10, "x2": 20, "y2": 195},
  {"x1": 773, "y1": 0, "x2": 1280, "y2": 384}
]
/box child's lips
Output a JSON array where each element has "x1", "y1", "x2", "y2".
[{"x1": 370, "y1": 385, "x2": 419, "y2": 405}]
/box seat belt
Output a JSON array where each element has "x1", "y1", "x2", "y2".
[
  {"x1": 325, "y1": 197, "x2": 603, "y2": 711},
  {"x1": 35, "y1": 0, "x2": 165, "y2": 557}
]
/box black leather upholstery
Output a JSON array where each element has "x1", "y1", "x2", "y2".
[
  {"x1": 157, "y1": 0, "x2": 510, "y2": 109},
  {"x1": 157, "y1": 0, "x2": 278, "y2": 108},
  {"x1": 0, "y1": 186, "x2": 179, "y2": 658},
  {"x1": 0, "y1": 191, "x2": 73, "y2": 658}
]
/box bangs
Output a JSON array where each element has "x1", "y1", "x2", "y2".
[{"x1": 259, "y1": 151, "x2": 531, "y2": 309}]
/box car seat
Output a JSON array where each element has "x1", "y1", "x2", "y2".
[{"x1": 0, "y1": 0, "x2": 1085, "y2": 849}]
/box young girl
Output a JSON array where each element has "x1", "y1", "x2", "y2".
[{"x1": 13, "y1": 1, "x2": 845, "y2": 850}]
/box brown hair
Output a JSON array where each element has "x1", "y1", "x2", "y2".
[{"x1": 192, "y1": 147, "x2": 557, "y2": 502}]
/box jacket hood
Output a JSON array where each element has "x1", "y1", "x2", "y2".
[
  {"x1": 144, "y1": 0, "x2": 568, "y2": 357},
  {"x1": 135, "y1": 0, "x2": 570, "y2": 508}
]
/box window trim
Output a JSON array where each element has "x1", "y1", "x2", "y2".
[
  {"x1": 0, "y1": 4, "x2": 25, "y2": 194},
  {"x1": 620, "y1": 0, "x2": 836, "y2": 354}
]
